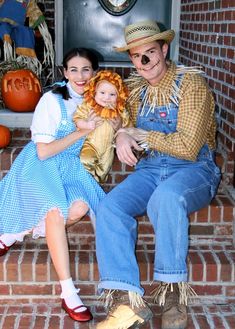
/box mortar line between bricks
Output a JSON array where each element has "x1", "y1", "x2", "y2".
[
  {"x1": 0, "y1": 305, "x2": 8, "y2": 329},
  {"x1": 44, "y1": 307, "x2": 51, "y2": 329},
  {"x1": 32, "y1": 248, "x2": 39, "y2": 282},
  {"x1": 218, "y1": 306, "x2": 232, "y2": 329},
  {"x1": 3, "y1": 252, "x2": 9, "y2": 282},
  {"x1": 47, "y1": 252, "x2": 51, "y2": 282},
  {"x1": 75, "y1": 250, "x2": 79, "y2": 281},
  {"x1": 210, "y1": 248, "x2": 221, "y2": 282},
  {"x1": 224, "y1": 249, "x2": 235, "y2": 282},
  {"x1": 203, "y1": 305, "x2": 216, "y2": 329},
  {"x1": 60, "y1": 312, "x2": 65, "y2": 329},
  {"x1": 209, "y1": 205, "x2": 212, "y2": 223},
  {"x1": 198, "y1": 249, "x2": 206, "y2": 282},
  {"x1": 18, "y1": 248, "x2": 25, "y2": 282},
  {"x1": 31, "y1": 304, "x2": 37, "y2": 329},
  {"x1": 89, "y1": 249, "x2": 94, "y2": 281},
  {"x1": 14, "y1": 311, "x2": 22, "y2": 329},
  {"x1": 189, "y1": 306, "x2": 200, "y2": 329}
]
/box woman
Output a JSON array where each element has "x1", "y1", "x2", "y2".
[{"x1": 0, "y1": 48, "x2": 105, "y2": 322}]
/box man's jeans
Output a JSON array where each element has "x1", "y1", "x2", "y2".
[{"x1": 96, "y1": 146, "x2": 221, "y2": 296}]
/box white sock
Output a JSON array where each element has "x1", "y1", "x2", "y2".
[{"x1": 60, "y1": 277, "x2": 86, "y2": 313}]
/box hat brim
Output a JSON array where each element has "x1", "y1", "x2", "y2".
[{"x1": 114, "y1": 29, "x2": 175, "y2": 52}]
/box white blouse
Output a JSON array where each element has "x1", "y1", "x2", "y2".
[{"x1": 31, "y1": 83, "x2": 83, "y2": 143}]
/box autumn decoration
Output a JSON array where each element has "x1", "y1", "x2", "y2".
[{"x1": 1, "y1": 69, "x2": 42, "y2": 112}]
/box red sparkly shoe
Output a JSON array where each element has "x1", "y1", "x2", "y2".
[
  {"x1": 61, "y1": 299, "x2": 93, "y2": 322},
  {"x1": 0, "y1": 240, "x2": 16, "y2": 257}
]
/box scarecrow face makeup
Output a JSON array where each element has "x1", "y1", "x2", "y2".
[
  {"x1": 64, "y1": 56, "x2": 95, "y2": 95},
  {"x1": 141, "y1": 54, "x2": 150, "y2": 65},
  {"x1": 94, "y1": 81, "x2": 118, "y2": 108},
  {"x1": 129, "y1": 41, "x2": 168, "y2": 86}
]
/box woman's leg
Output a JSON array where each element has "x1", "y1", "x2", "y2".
[{"x1": 45, "y1": 208, "x2": 88, "y2": 313}]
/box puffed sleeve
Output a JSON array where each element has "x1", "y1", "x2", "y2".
[{"x1": 30, "y1": 92, "x2": 61, "y2": 143}]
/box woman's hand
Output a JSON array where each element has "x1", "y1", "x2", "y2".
[{"x1": 116, "y1": 131, "x2": 143, "y2": 166}]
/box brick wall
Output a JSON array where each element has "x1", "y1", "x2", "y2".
[
  {"x1": 179, "y1": 0, "x2": 235, "y2": 190},
  {"x1": 41, "y1": 0, "x2": 235, "y2": 191}
]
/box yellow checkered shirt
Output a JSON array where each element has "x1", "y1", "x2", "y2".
[{"x1": 128, "y1": 62, "x2": 217, "y2": 161}]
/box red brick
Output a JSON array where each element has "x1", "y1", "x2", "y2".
[
  {"x1": 0, "y1": 284, "x2": 10, "y2": 295},
  {"x1": 0, "y1": 148, "x2": 12, "y2": 171},
  {"x1": 193, "y1": 284, "x2": 223, "y2": 296},
  {"x1": 32, "y1": 315, "x2": 47, "y2": 329},
  {"x1": 225, "y1": 314, "x2": 235, "y2": 328},
  {"x1": 48, "y1": 315, "x2": 61, "y2": 328},
  {"x1": 12, "y1": 284, "x2": 53, "y2": 295},
  {"x1": 1, "y1": 315, "x2": 17, "y2": 328},
  {"x1": 35, "y1": 251, "x2": 49, "y2": 281},
  {"x1": 137, "y1": 251, "x2": 148, "y2": 281},
  {"x1": 18, "y1": 315, "x2": 34, "y2": 328},
  {"x1": 210, "y1": 199, "x2": 222, "y2": 222},
  {"x1": 77, "y1": 251, "x2": 91, "y2": 281},
  {"x1": 202, "y1": 252, "x2": 218, "y2": 281},
  {"x1": 21, "y1": 251, "x2": 34, "y2": 281},
  {"x1": 189, "y1": 225, "x2": 214, "y2": 236},
  {"x1": 225, "y1": 285, "x2": 235, "y2": 297},
  {"x1": 6, "y1": 252, "x2": 21, "y2": 281},
  {"x1": 197, "y1": 207, "x2": 209, "y2": 222},
  {"x1": 189, "y1": 252, "x2": 203, "y2": 281}
]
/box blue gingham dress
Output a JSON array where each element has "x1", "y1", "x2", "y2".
[{"x1": 0, "y1": 94, "x2": 105, "y2": 237}]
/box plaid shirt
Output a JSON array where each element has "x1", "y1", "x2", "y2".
[{"x1": 128, "y1": 62, "x2": 216, "y2": 161}]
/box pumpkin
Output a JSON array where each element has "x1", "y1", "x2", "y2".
[
  {"x1": 1, "y1": 69, "x2": 42, "y2": 112},
  {"x1": 0, "y1": 125, "x2": 11, "y2": 148}
]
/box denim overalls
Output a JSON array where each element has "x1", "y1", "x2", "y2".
[{"x1": 96, "y1": 76, "x2": 221, "y2": 295}]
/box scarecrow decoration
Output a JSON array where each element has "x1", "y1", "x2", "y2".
[{"x1": 0, "y1": 0, "x2": 54, "y2": 77}]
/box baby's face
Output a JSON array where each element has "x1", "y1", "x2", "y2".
[{"x1": 94, "y1": 81, "x2": 118, "y2": 108}]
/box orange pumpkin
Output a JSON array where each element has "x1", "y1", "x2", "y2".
[
  {"x1": 0, "y1": 125, "x2": 11, "y2": 148},
  {"x1": 1, "y1": 69, "x2": 42, "y2": 112}
]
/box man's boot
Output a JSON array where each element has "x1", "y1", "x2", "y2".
[
  {"x1": 96, "y1": 290, "x2": 153, "y2": 329},
  {"x1": 152, "y1": 282, "x2": 196, "y2": 329}
]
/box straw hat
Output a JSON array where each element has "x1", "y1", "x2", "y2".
[{"x1": 114, "y1": 20, "x2": 175, "y2": 52}]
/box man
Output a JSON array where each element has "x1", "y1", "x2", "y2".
[{"x1": 95, "y1": 20, "x2": 221, "y2": 329}]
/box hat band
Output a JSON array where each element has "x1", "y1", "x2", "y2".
[{"x1": 126, "y1": 35, "x2": 153, "y2": 46}]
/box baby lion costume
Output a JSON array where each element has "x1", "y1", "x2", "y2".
[{"x1": 73, "y1": 70, "x2": 130, "y2": 183}]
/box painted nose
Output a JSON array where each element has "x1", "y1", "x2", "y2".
[{"x1": 141, "y1": 55, "x2": 150, "y2": 65}]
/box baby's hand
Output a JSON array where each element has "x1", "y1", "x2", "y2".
[
  {"x1": 84, "y1": 120, "x2": 96, "y2": 130},
  {"x1": 88, "y1": 109, "x2": 103, "y2": 128}
]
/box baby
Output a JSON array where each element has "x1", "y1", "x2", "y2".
[{"x1": 73, "y1": 70, "x2": 130, "y2": 183}]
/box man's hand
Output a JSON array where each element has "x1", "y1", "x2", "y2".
[{"x1": 116, "y1": 131, "x2": 143, "y2": 166}]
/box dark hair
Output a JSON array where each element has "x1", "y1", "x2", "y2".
[{"x1": 52, "y1": 47, "x2": 99, "y2": 100}]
